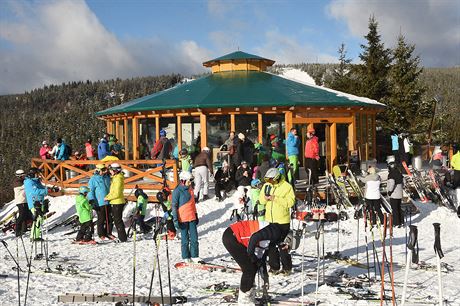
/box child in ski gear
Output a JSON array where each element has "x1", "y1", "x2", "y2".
[
  {"x1": 171, "y1": 171, "x2": 199, "y2": 262},
  {"x1": 286, "y1": 128, "x2": 300, "y2": 181},
  {"x1": 387, "y1": 156, "x2": 404, "y2": 226},
  {"x1": 24, "y1": 167, "x2": 48, "y2": 240},
  {"x1": 250, "y1": 179, "x2": 265, "y2": 221},
  {"x1": 214, "y1": 160, "x2": 234, "y2": 201},
  {"x1": 258, "y1": 168, "x2": 295, "y2": 273},
  {"x1": 75, "y1": 186, "x2": 94, "y2": 242},
  {"x1": 105, "y1": 163, "x2": 127, "y2": 242},
  {"x1": 193, "y1": 147, "x2": 213, "y2": 202},
  {"x1": 156, "y1": 187, "x2": 177, "y2": 240},
  {"x1": 88, "y1": 164, "x2": 113, "y2": 239},
  {"x1": 13, "y1": 169, "x2": 32, "y2": 237},
  {"x1": 360, "y1": 166, "x2": 383, "y2": 225},
  {"x1": 134, "y1": 188, "x2": 151, "y2": 234},
  {"x1": 222, "y1": 221, "x2": 284, "y2": 305},
  {"x1": 179, "y1": 148, "x2": 192, "y2": 172},
  {"x1": 39, "y1": 141, "x2": 51, "y2": 159},
  {"x1": 304, "y1": 127, "x2": 319, "y2": 184}
]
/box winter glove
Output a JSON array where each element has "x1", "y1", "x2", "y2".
[
  {"x1": 163, "y1": 211, "x2": 171, "y2": 220},
  {"x1": 89, "y1": 199, "x2": 99, "y2": 211},
  {"x1": 195, "y1": 213, "x2": 199, "y2": 225},
  {"x1": 173, "y1": 219, "x2": 180, "y2": 231}
]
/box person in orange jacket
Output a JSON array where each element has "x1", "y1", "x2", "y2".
[{"x1": 304, "y1": 127, "x2": 319, "y2": 184}]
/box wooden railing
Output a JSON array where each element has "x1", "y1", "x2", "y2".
[{"x1": 31, "y1": 158, "x2": 178, "y2": 196}]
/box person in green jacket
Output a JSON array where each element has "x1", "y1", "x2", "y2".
[
  {"x1": 179, "y1": 148, "x2": 193, "y2": 173},
  {"x1": 75, "y1": 186, "x2": 94, "y2": 242},
  {"x1": 134, "y1": 188, "x2": 152, "y2": 234},
  {"x1": 258, "y1": 168, "x2": 295, "y2": 274},
  {"x1": 250, "y1": 179, "x2": 265, "y2": 221},
  {"x1": 105, "y1": 163, "x2": 127, "y2": 242}
]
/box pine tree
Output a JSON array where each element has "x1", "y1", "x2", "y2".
[
  {"x1": 356, "y1": 16, "x2": 391, "y2": 101},
  {"x1": 385, "y1": 34, "x2": 427, "y2": 134},
  {"x1": 328, "y1": 43, "x2": 357, "y2": 93}
]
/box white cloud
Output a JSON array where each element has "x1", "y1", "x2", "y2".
[
  {"x1": 0, "y1": 0, "x2": 210, "y2": 94},
  {"x1": 253, "y1": 30, "x2": 337, "y2": 64},
  {"x1": 327, "y1": 0, "x2": 460, "y2": 67}
]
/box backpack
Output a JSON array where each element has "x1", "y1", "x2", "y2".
[{"x1": 64, "y1": 144, "x2": 72, "y2": 158}]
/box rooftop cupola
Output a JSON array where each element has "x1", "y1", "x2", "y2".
[{"x1": 202, "y1": 51, "x2": 275, "y2": 73}]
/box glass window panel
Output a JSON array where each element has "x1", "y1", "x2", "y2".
[
  {"x1": 207, "y1": 115, "x2": 230, "y2": 149},
  {"x1": 262, "y1": 114, "x2": 285, "y2": 147},
  {"x1": 160, "y1": 117, "x2": 178, "y2": 157},
  {"x1": 235, "y1": 114, "x2": 258, "y2": 143},
  {"x1": 118, "y1": 121, "x2": 124, "y2": 145},
  {"x1": 337, "y1": 124, "x2": 349, "y2": 164},
  {"x1": 139, "y1": 119, "x2": 156, "y2": 158},
  {"x1": 181, "y1": 116, "x2": 201, "y2": 149}
]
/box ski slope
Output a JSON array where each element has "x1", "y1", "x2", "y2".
[{"x1": 1, "y1": 191, "x2": 460, "y2": 306}]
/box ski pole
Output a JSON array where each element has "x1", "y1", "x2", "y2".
[
  {"x1": 16, "y1": 237, "x2": 21, "y2": 306},
  {"x1": 24, "y1": 235, "x2": 34, "y2": 306},
  {"x1": 401, "y1": 225, "x2": 417, "y2": 306},
  {"x1": 363, "y1": 207, "x2": 371, "y2": 286},
  {"x1": 315, "y1": 221, "x2": 323, "y2": 306},
  {"x1": 433, "y1": 223, "x2": 444, "y2": 306},
  {"x1": 132, "y1": 219, "x2": 136, "y2": 306},
  {"x1": 301, "y1": 225, "x2": 306, "y2": 306},
  {"x1": 1, "y1": 240, "x2": 23, "y2": 271},
  {"x1": 389, "y1": 214, "x2": 396, "y2": 306},
  {"x1": 380, "y1": 213, "x2": 387, "y2": 306},
  {"x1": 20, "y1": 236, "x2": 30, "y2": 268},
  {"x1": 165, "y1": 228, "x2": 173, "y2": 305}
]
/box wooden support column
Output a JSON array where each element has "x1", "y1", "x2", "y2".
[
  {"x1": 372, "y1": 114, "x2": 376, "y2": 160},
  {"x1": 348, "y1": 116, "x2": 355, "y2": 151},
  {"x1": 132, "y1": 117, "x2": 139, "y2": 160},
  {"x1": 258, "y1": 113, "x2": 263, "y2": 144},
  {"x1": 155, "y1": 117, "x2": 160, "y2": 141},
  {"x1": 124, "y1": 118, "x2": 128, "y2": 160},
  {"x1": 177, "y1": 116, "x2": 182, "y2": 151},
  {"x1": 230, "y1": 114, "x2": 235, "y2": 132},
  {"x1": 200, "y1": 113, "x2": 207, "y2": 149},
  {"x1": 330, "y1": 122, "x2": 337, "y2": 167},
  {"x1": 115, "y1": 121, "x2": 120, "y2": 140},
  {"x1": 285, "y1": 111, "x2": 293, "y2": 140},
  {"x1": 106, "y1": 121, "x2": 111, "y2": 135}
]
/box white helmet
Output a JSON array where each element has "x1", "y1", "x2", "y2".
[
  {"x1": 15, "y1": 169, "x2": 25, "y2": 177},
  {"x1": 110, "y1": 163, "x2": 122, "y2": 172},
  {"x1": 202, "y1": 147, "x2": 210, "y2": 152},
  {"x1": 179, "y1": 171, "x2": 193, "y2": 181},
  {"x1": 386, "y1": 155, "x2": 395, "y2": 164}
]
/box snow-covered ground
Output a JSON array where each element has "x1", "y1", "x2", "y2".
[{"x1": 1, "y1": 191, "x2": 460, "y2": 306}]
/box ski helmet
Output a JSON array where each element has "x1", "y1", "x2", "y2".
[
  {"x1": 179, "y1": 171, "x2": 193, "y2": 182},
  {"x1": 251, "y1": 178, "x2": 262, "y2": 189},
  {"x1": 220, "y1": 144, "x2": 228, "y2": 151},
  {"x1": 159, "y1": 129, "x2": 167, "y2": 137},
  {"x1": 386, "y1": 155, "x2": 395, "y2": 164},
  {"x1": 180, "y1": 148, "x2": 188, "y2": 156},
  {"x1": 264, "y1": 168, "x2": 280, "y2": 184},
  {"x1": 15, "y1": 169, "x2": 25, "y2": 177},
  {"x1": 95, "y1": 163, "x2": 106, "y2": 170},
  {"x1": 79, "y1": 186, "x2": 90, "y2": 195},
  {"x1": 156, "y1": 191, "x2": 166, "y2": 203},
  {"x1": 135, "y1": 188, "x2": 145, "y2": 199},
  {"x1": 202, "y1": 146, "x2": 210, "y2": 152},
  {"x1": 109, "y1": 163, "x2": 122, "y2": 172}
]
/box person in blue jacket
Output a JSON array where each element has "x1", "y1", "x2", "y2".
[
  {"x1": 23, "y1": 167, "x2": 48, "y2": 240},
  {"x1": 98, "y1": 136, "x2": 110, "y2": 160},
  {"x1": 286, "y1": 128, "x2": 300, "y2": 183},
  {"x1": 88, "y1": 163, "x2": 113, "y2": 239},
  {"x1": 391, "y1": 132, "x2": 400, "y2": 163},
  {"x1": 56, "y1": 138, "x2": 70, "y2": 161}
]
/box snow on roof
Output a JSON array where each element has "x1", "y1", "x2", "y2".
[{"x1": 278, "y1": 68, "x2": 385, "y2": 107}]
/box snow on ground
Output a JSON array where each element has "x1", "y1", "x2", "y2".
[{"x1": 1, "y1": 191, "x2": 460, "y2": 306}]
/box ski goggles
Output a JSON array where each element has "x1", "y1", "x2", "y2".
[{"x1": 264, "y1": 177, "x2": 279, "y2": 185}]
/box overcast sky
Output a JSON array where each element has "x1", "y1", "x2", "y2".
[{"x1": 0, "y1": 0, "x2": 458, "y2": 94}]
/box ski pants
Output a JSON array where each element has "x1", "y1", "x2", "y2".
[
  {"x1": 267, "y1": 223, "x2": 292, "y2": 272},
  {"x1": 111, "y1": 204, "x2": 127, "y2": 242},
  {"x1": 390, "y1": 198, "x2": 403, "y2": 226},
  {"x1": 135, "y1": 214, "x2": 151, "y2": 234},
  {"x1": 215, "y1": 181, "x2": 234, "y2": 200},
  {"x1": 366, "y1": 199, "x2": 384, "y2": 226},
  {"x1": 76, "y1": 220, "x2": 93, "y2": 241},
  {"x1": 15, "y1": 203, "x2": 32, "y2": 237},
  {"x1": 179, "y1": 220, "x2": 199, "y2": 259},
  {"x1": 305, "y1": 158, "x2": 319, "y2": 185},
  {"x1": 194, "y1": 166, "x2": 209, "y2": 198},
  {"x1": 288, "y1": 155, "x2": 299, "y2": 182},
  {"x1": 453, "y1": 170, "x2": 460, "y2": 189},
  {"x1": 96, "y1": 205, "x2": 113, "y2": 238},
  {"x1": 30, "y1": 208, "x2": 43, "y2": 240},
  {"x1": 222, "y1": 227, "x2": 258, "y2": 293}
]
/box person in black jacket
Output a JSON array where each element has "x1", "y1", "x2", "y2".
[
  {"x1": 214, "y1": 161, "x2": 234, "y2": 201},
  {"x1": 235, "y1": 161, "x2": 252, "y2": 203},
  {"x1": 236, "y1": 133, "x2": 254, "y2": 167},
  {"x1": 222, "y1": 221, "x2": 285, "y2": 305}
]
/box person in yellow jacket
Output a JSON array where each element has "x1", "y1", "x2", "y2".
[
  {"x1": 104, "y1": 163, "x2": 127, "y2": 242},
  {"x1": 451, "y1": 144, "x2": 460, "y2": 217},
  {"x1": 258, "y1": 167, "x2": 295, "y2": 274}
]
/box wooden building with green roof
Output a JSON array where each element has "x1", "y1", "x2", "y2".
[{"x1": 96, "y1": 51, "x2": 385, "y2": 172}]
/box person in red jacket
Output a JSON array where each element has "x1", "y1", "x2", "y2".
[
  {"x1": 304, "y1": 127, "x2": 319, "y2": 184},
  {"x1": 39, "y1": 141, "x2": 52, "y2": 159}
]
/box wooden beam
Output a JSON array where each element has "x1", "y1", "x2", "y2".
[
  {"x1": 230, "y1": 114, "x2": 235, "y2": 132},
  {"x1": 348, "y1": 117, "x2": 355, "y2": 151},
  {"x1": 124, "y1": 118, "x2": 128, "y2": 160},
  {"x1": 200, "y1": 113, "x2": 207, "y2": 149},
  {"x1": 372, "y1": 114, "x2": 376, "y2": 159},
  {"x1": 258, "y1": 113, "x2": 263, "y2": 144},
  {"x1": 177, "y1": 116, "x2": 182, "y2": 151},
  {"x1": 115, "y1": 121, "x2": 120, "y2": 140},
  {"x1": 285, "y1": 111, "x2": 293, "y2": 140},
  {"x1": 106, "y1": 121, "x2": 111, "y2": 135},
  {"x1": 155, "y1": 117, "x2": 160, "y2": 141},
  {"x1": 132, "y1": 117, "x2": 139, "y2": 160},
  {"x1": 330, "y1": 122, "x2": 337, "y2": 167}
]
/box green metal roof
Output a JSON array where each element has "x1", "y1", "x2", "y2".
[
  {"x1": 203, "y1": 51, "x2": 274, "y2": 66},
  {"x1": 96, "y1": 71, "x2": 385, "y2": 116}
]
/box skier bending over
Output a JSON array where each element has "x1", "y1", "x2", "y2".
[
  {"x1": 171, "y1": 171, "x2": 199, "y2": 262},
  {"x1": 222, "y1": 220, "x2": 286, "y2": 305},
  {"x1": 75, "y1": 186, "x2": 94, "y2": 243}
]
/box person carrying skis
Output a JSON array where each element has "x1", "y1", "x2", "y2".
[
  {"x1": 134, "y1": 188, "x2": 151, "y2": 234},
  {"x1": 258, "y1": 168, "x2": 295, "y2": 274},
  {"x1": 222, "y1": 220, "x2": 285, "y2": 305},
  {"x1": 171, "y1": 171, "x2": 199, "y2": 262},
  {"x1": 156, "y1": 187, "x2": 177, "y2": 240},
  {"x1": 104, "y1": 163, "x2": 127, "y2": 242},
  {"x1": 286, "y1": 127, "x2": 300, "y2": 183},
  {"x1": 360, "y1": 166, "x2": 383, "y2": 225},
  {"x1": 193, "y1": 146, "x2": 213, "y2": 202},
  {"x1": 304, "y1": 127, "x2": 319, "y2": 185},
  {"x1": 88, "y1": 164, "x2": 113, "y2": 240},
  {"x1": 13, "y1": 169, "x2": 32, "y2": 237},
  {"x1": 23, "y1": 167, "x2": 48, "y2": 241},
  {"x1": 387, "y1": 156, "x2": 404, "y2": 226},
  {"x1": 75, "y1": 186, "x2": 94, "y2": 243}
]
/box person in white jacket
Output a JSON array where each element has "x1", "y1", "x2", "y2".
[
  {"x1": 13, "y1": 169, "x2": 32, "y2": 236},
  {"x1": 360, "y1": 166, "x2": 383, "y2": 225},
  {"x1": 386, "y1": 156, "x2": 404, "y2": 226}
]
